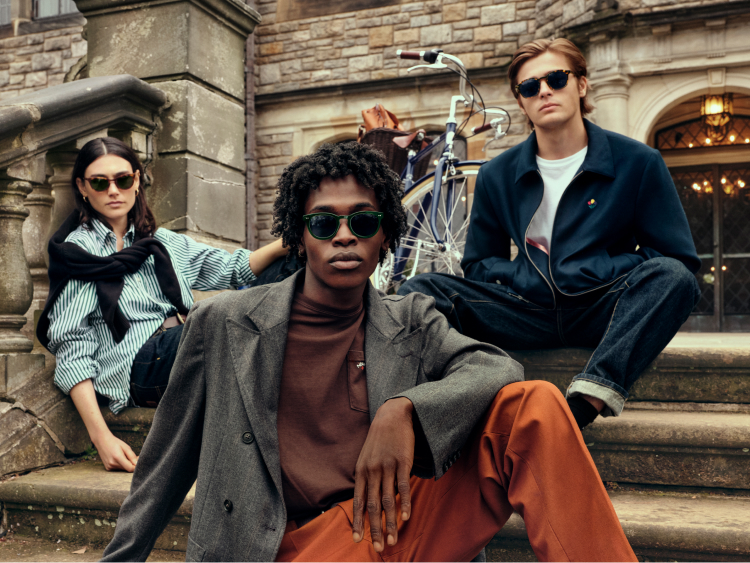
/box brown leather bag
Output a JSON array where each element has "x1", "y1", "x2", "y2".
[{"x1": 357, "y1": 104, "x2": 404, "y2": 141}]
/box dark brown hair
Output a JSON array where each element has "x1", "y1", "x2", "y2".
[
  {"x1": 508, "y1": 38, "x2": 594, "y2": 125},
  {"x1": 71, "y1": 137, "x2": 156, "y2": 238}
]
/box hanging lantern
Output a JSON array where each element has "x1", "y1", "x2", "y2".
[{"x1": 701, "y1": 93, "x2": 734, "y2": 142}]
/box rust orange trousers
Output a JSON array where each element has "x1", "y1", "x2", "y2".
[{"x1": 275, "y1": 381, "x2": 637, "y2": 562}]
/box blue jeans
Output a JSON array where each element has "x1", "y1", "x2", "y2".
[
  {"x1": 129, "y1": 324, "x2": 184, "y2": 408},
  {"x1": 397, "y1": 257, "x2": 700, "y2": 416}
]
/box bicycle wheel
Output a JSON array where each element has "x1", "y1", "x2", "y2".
[{"x1": 373, "y1": 162, "x2": 483, "y2": 293}]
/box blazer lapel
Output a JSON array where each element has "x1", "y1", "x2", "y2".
[
  {"x1": 363, "y1": 284, "x2": 419, "y2": 420},
  {"x1": 225, "y1": 272, "x2": 300, "y2": 493}
]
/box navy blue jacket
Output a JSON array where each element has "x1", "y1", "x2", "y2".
[{"x1": 461, "y1": 120, "x2": 700, "y2": 309}]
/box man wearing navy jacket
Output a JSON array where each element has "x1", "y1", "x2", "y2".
[{"x1": 399, "y1": 38, "x2": 701, "y2": 430}]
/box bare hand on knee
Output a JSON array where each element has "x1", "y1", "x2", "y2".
[{"x1": 352, "y1": 397, "x2": 415, "y2": 552}]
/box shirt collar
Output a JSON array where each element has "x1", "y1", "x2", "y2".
[
  {"x1": 514, "y1": 118, "x2": 615, "y2": 183},
  {"x1": 90, "y1": 218, "x2": 135, "y2": 247}
]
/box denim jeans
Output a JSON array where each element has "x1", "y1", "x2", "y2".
[
  {"x1": 397, "y1": 257, "x2": 700, "y2": 416},
  {"x1": 130, "y1": 324, "x2": 184, "y2": 408}
]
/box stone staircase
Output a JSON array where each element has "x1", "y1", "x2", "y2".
[{"x1": 1, "y1": 333, "x2": 749, "y2": 560}]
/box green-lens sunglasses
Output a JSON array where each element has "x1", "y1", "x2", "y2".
[
  {"x1": 85, "y1": 173, "x2": 137, "y2": 192},
  {"x1": 303, "y1": 211, "x2": 384, "y2": 240}
]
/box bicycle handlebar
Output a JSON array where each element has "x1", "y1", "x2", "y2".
[
  {"x1": 471, "y1": 123, "x2": 493, "y2": 134},
  {"x1": 397, "y1": 49, "x2": 472, "y2": 110}
]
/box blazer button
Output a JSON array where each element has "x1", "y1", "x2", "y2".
[
  {"x1": 224, "y1": 499, "x2": 233, "y2": 512},
  {"x1": 242, "y1": 432, "x2": 255, "y2": 444}
]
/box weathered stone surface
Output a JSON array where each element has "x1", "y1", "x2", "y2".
[
  {"x1": 0, "y1": 354, "x2": 45, "y2": 398},
  {"x1": 444, "y1": 2, "x2": 467, "y2": 22},
  {"x1": 155, "y1": 80, "x2": 245, "y2": 171},
  {"x1": 84, "y1": 1, "x2": 253, "y2": 101},
  {"x1": 489, "y1": 491, "x2": 750, "y2": 561},
  {"x1": 0, "y1": 460, "x2": 194, "y2": 549},
  {"x1": 474, "y1": 24, "x2": 503, "y2": 43},
  {"x1": 420, "y1": 23, "x2": 452, "y2": 46},
  {"x1": 369, "y1": 25, "x2": 394, "y2": 48},
  {"x1": 584, "y1": 409, "x2": 750, "y2": 489},
  {"x1": 0, "y1": 408, "x2": 66, "y2": 476},
  {"x1": 103, "y1": 407, "x2": 154, "y2": 454},
  {"x1": 150, "y1": 154, "x2": 246, "y2": 244},
  {"x1": 480, "y1": 4, "x2": 516, "y2": 25}
]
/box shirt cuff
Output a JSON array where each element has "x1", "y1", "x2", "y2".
[{"x1": 234, "y1": 248, "x2": 256, "y2": 286}]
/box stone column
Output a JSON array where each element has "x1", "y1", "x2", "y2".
[
  {"x1": 0, "y1": 175, "x2": 34, "y2": 355},
  {"x1": 590, "y1": 74, "x2": 633, "y2": 137},
  {"x1": 47, "y1": 149, "x2": 79, "y2": 237},
  {"x1": 76, "y1": 0, "x2": 261, "y2": 251},
  {"x1": 22, "y1": 178, "x2": 54, "y2": 310}
]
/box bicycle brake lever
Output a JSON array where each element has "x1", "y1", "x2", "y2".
[{"x1": 482, "y1": 131, "x2": 507, "y2": 152}]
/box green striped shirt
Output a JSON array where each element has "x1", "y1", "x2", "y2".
[{"x1": 47, "y1": 219, "x2": 255, "y2": 414}]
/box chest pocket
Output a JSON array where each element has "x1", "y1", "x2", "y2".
[{"x1": 347, "y1": 350, "x2": 369, "y2": 413}]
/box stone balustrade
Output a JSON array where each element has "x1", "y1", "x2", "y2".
[{"x1": 0, "y1": 74, "x2": 167, "y2": 358}]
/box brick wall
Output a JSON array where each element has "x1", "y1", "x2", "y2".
[
  {"x1": 0, "y1": 25, "x2": 85, "y2": 100},
  {"x1": 254, "y1": 0, "x2": 538, "y2": 95}
]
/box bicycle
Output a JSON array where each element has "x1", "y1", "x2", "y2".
[{"x1": 371, "y1": 49, "x2": 511, "y2": 293}]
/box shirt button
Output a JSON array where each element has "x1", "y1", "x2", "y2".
[
  {"x1": 242, "y1": 432, "x2": 255, "y2": 444},
  {"x1": 224, "y1": 499, "x2": 233, "y2": 512}
]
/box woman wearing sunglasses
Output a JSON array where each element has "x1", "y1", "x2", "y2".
[{"x1": 37, "y1": 137, "x2": 287, "y2": 472}]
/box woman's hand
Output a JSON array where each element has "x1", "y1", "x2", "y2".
[
  {"x1": 92, "y1": 432, "x2": 139, "y2": 472},
  {"x1": 69, "y1": 379, "x2": 139, "y2": 472}
]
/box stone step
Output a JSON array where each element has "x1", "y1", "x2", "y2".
[
  {"x1": 509, "y1": 332, "x2": 750, "y2": 404},
  {"x1": 584, "y1": 406, "x2": 750, "y2": 490},
  {"x1": 2, "y1": 461, "x2": 749, "y2": 561},
  {"x1": 0, "y1": 460, "x2": 194, "y2": 551},
  {"x1": 489, "y1": 489, "x2": 750, "y2": 562}
]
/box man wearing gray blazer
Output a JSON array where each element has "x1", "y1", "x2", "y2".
[{"x1": 103, "y1": 143, "x2": 635, "y2": 562}]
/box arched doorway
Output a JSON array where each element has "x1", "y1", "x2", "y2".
[{"x1": 654, "y1": 94, "x2": 750, "y2": 331}]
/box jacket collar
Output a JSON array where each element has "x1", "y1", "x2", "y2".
[{"x1": 514, "y1": 118, "x2": 616, "y2": 183}]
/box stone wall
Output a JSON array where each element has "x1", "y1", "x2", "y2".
[
  {"x1": 254, "y1": 0, "x2": 537, "y2": 95},
  {"x1": 0, "y1": 25, "x2": 85, "y2": 101}
]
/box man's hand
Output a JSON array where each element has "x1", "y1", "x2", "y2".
[
  {"x1": 352, "y1": 397, "x2": 415, "y2": 553},
  {"x1": 94, "y1": 432, "x2": 139, "y2": 472}
]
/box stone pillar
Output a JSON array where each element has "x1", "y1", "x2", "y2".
[
  {"x1": 76, "y1": 0, "x2": 261, "y2": 251},
  {"x1": 47, "y1": 149, "x2": 79, "y2": 237},
  {"x1": 590, "y1": 74, "x2": 633, "y2": 137},
  {"x1": 0, "y1": 175, "x2": 34, "y2": 355},
  {"x1": 22, "y1": 179, "x2": 54, "y2": 310}
]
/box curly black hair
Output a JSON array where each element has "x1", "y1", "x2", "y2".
[{"x1": 271, "y1": 142, "x2": 408, "y2": 264}]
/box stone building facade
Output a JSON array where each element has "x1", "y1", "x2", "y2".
[{"x1": 1, "y1": 0, "x2": 749, "y2": 330}]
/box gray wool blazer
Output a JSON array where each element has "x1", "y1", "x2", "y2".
[{"x1": 102, "y1": 270, "x2": 524, "y2": 562}]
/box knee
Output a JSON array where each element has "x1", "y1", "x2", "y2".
[
  {"x1": 397, "y1": 273, "x2": 445, "y2": 298},
  {"x1": 642, "y1": 258, "x2": 699, "y2": 301}
]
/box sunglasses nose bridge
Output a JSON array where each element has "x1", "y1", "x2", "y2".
[{"x1": 332, "y1": 216, "x2": 357, "y2": 242}]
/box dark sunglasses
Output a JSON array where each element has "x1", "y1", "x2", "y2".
[
  {"x1": 85, "y1": 173, "x2": 137, "y2": 192},
  {"x1": 303, "y1": 211, "x2": 384, "y2": 240},
  {"x1": 515, "y1": 70, "x2": 575, "y2": 98}
]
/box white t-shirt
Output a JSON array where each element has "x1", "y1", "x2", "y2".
[{"x1": 526, "y1": 146, "x2": 588, "y2": 254}]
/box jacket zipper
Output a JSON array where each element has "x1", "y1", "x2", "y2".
[
  {"x1": 547, "y1": 170, "x2": 627, "y2": 297},
  {"x1": 524, "y1": 171, "x2": 556, "y2": 309}
]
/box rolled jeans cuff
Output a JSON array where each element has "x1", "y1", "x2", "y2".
[{"x1": 567, "y1": 375, "x2": 628, "y2": 417}]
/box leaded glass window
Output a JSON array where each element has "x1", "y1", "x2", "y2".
[
  {"x1": 34, "y1": 0, "x2": 78, "y2": 19},
  {"x1": 0, "y1": 0, "x2": 12, "y2": 26}
]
